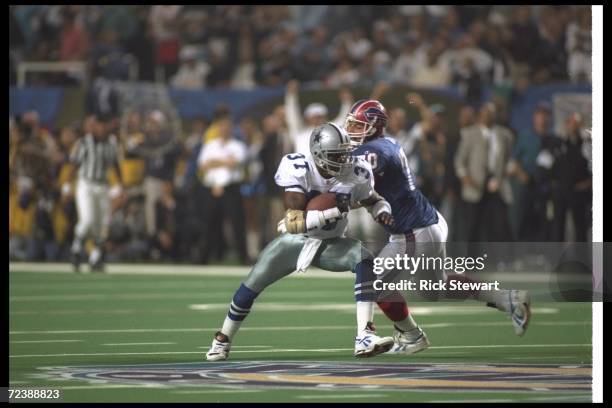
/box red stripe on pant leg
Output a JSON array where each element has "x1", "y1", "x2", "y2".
[{"x1": 377, "y1": 298, "x2": 409, "y2": 322}]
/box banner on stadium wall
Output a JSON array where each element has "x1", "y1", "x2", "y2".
[
  {"x1": 9, "y1": 84, "x2": 591, "y2": 134},
  {"x1": 9, "y1": 87, "x2": 65, "y2": 128},
  {"x1": 509, "y1": 83, "x2": 591, "y2": 137}
]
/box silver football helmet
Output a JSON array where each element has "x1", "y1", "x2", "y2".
[{"x1": 310, "y1": 122, "x2": 354, "y2": 176}]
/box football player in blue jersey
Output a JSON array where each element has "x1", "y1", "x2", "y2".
[{"x1": 344, "y1": 99, "x2": 531, "y2": 354}]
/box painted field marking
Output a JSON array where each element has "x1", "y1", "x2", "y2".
[
  {"x1": 59, "y1": 384, "x2": 166, "y2": 390},
  {"x1": 297, "y1": 394, "x2": 386, "y2": 399},
  {"x1": 229, "y1": 373, "x2": 590, "y2": 390},
  {"x1": 427, "y1": 399, "x2": 513, "y2": 403},
  {"x1": 9, "y1": 263, "x2": 576, "y2": 283},
  {"x1": 188, "y1": 303, "x2": 560, "y2": 315},
  {"x1": 10, "y1": 320, "x2": 586, "y2": 335},
  {"x1": 102, "y1": 342, "x2": 177, "y2": 346},
  {"x1": 9, "y1": 344, "x2": 591, "y2": 358},
  {"x1": 172, "y1": 390, "x2": 262, "y2": 395},
  {"x1": 10, "y1": 340, "x2": 83, "y2": 344}
]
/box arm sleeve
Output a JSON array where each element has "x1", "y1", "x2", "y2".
[
  {"x1": 274, "y1": 154, "x2": 308, "y2": 193},
  {"x1": 351, "y1": 159, "x2": 376, "y2": 204},
  {"x1": 284, "y1": 91, "x2": 304, "y2": 145},
  {"x1": 332, "y1": 99, "x2": 352, "y2": 127}
]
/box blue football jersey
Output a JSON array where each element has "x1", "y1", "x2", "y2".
[{"x1": 352, "y1": 136, "x2": 439, "y2": 234}]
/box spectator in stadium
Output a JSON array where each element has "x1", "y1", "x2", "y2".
[
  {"x1": 149, "y1": 5, "x2": 183, "y2": 81},
  {"x1": 445, "y1": 105, "x2": 476, "y2": 241},
  {"x1": 294, "y1": 25, "x2": 333, "y2": 83},
  {"x1": 507, "y1": 102, "x2": 562, "y2": 241},
  {"x1": 10, "y1": 112, "x2": 57, "y2": 211},
  {"x1": 410, "y1": 35, "x2": 453, "y2": 87},
  {"x1": 413, "y1": 103, "x2": 447, "y2": 208},
  {"x1": 566, "y1": 6, "x2": 591, "y2": 83},
  {"x1": 126, "y1": 110, "x2": 181, "y2": 241},
  {"x1": 238, "y1": 117, "x2": 265, "y2": 259},
  {"x1": 454, "y1": 102, "x2": 514, "y2": 242},
  {"x1": 284, "y1": 79, "x2": 352, "y2": 155},
  {"x1": 58, "y1": 7, "x2": 89, "y2": 62},
  {"x1": 170, "y1": 46, "x2": 209, "y2": 89},
  {"x1": 197, "y1": 114, "x2": 249, "y2": 264},
  {"x1": 391, "y1": 37, "x2": 420, "y2": 85},
  {"x1": 258, "y1": 113, "x2": 286, "y2": 246},
  {"x1": 553, "y1": 113, "x2": 591, "y2": 242},
  {"x1": 119, "y1": 111, "x2": 146, "y2": 189},
  {"x1": 106, "y1": 196, "x2": 149, "y2": 262},
  {"x1": 151, "y1": 181, "x2": 177, "y2": 261}
]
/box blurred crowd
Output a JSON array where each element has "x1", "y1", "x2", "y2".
[
  {"x1": 10, "y1": 5, "x2": 592, "y2": 93},
  {"x1": 9, "y1": 4, "x2": 594, "y2": 264},
  {"x1": 9, "y1": 81, "x2": 593, "y2": 264}
]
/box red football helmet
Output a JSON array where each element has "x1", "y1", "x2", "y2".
[{"x1": 344, "y1": 99, "x2": 389, "y2": 146}]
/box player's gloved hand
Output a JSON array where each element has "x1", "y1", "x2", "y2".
[
  {"x1": 306, "y1": 208, "x2": 344, "y2": 231},
  {"x1": 375, "y1": 211, "x2": 395, "y2": 227},
  {"x1": 335, "y1": 193, "x2": 351, "y2": 214},
  {"x1": 284, "y1": 209, "x2": 306, "y2": 234}
]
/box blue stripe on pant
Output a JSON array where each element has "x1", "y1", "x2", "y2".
[
  {"x1": 354, "y1": 259, "x2": 376, "y2": 302},
  {"x1": 227, "y1": 283, "x2": 259, "y2": 321}
]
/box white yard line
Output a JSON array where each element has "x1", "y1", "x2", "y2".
[
  {"x1": 297, "y1": 394, "x2": 386, "y2": 399},
  {"x1": 59, "y1": 384, "x2": 166, "y2": 390},
  {"x1": 11, "y1": 318, "x2": 586, "y2": 335},
  {"x1": 172, "y1": 390, "x2": 262, "y2": 395},
  {"x1": 101, "y1": 342, "x2": 177, "y2": 346},
  {"x1": 9, "y1": 262, "x2": 574, "y2": 282},
  {"x1": 9, "y1": 344, "x2": 591, "y2": 358},
  {"x1": 10, "y1": 339, "x2": 83, "y2": 344}
]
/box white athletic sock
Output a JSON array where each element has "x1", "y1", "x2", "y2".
[
  {"x1": 221, "y1": 316, "x2": 243, "y2": 341},
  {"x1": 356, "y1": 301, "x2": 374, "y2": 333},
  {"x1": 393, "y1": 313, "x2": 419, "y2": 333},
  {"x1": 476, "y1": 289, "x2": 512, "y2": 312}
]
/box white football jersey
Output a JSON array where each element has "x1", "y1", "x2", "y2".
[{"x1": 274, "y1": 153, "x2": 375, "y2": 239}]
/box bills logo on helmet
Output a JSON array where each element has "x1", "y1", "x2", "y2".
[{"x1": 364, "y1": 107, "x2": 385, "y2": 123}]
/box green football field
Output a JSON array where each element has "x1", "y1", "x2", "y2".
[{"x1": 9, "y1": 263, "x2": 592, "y2": 403}]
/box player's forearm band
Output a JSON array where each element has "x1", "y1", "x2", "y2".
[
  {"x1": 306, "y1": 208, "x2": 342, "y2": 231},
  {"x1": 368, "y1": 200, "x2": 392, "y2": 218}
]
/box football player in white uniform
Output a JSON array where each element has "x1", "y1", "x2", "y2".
[{"x1": 206, "y1": 123, "x2": 396, "y2": 361}]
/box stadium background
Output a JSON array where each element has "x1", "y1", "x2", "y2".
[{"x1": 9, "y1": 5, "x2": 595, "y2": 403}]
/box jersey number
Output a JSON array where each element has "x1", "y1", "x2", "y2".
[
  {"x1": 287, "y1": 153, "x2": 309, "y2": 170},
  {"x1": 398, "y1": 149, "x2": 416, "y2": 191}
]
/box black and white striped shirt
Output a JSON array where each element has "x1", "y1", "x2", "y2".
[{"x1": 70, "y1": 134, "x2": 119, "y2": 184}]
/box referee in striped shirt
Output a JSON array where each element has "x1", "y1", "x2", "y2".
[{"x1": 63, "y1": 114, "x2": 124, "y2": 272}]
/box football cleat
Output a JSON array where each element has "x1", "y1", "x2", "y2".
[
  {"x1": 205, "y1": 331, "x2": 231, "y2": 361},
  {"x1": 354, "y1": 322, "x2": 394, "y2": 358},
  {"x1": 509, "y1": 290, "x2": 531, "y2": 337},
  {"x1": 390, "y1": 326, "x2": 430, "y2": 355}
]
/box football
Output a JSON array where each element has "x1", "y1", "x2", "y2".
[{"x1": 306, "y1": 192, "x2": 337, "y2": 211}]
